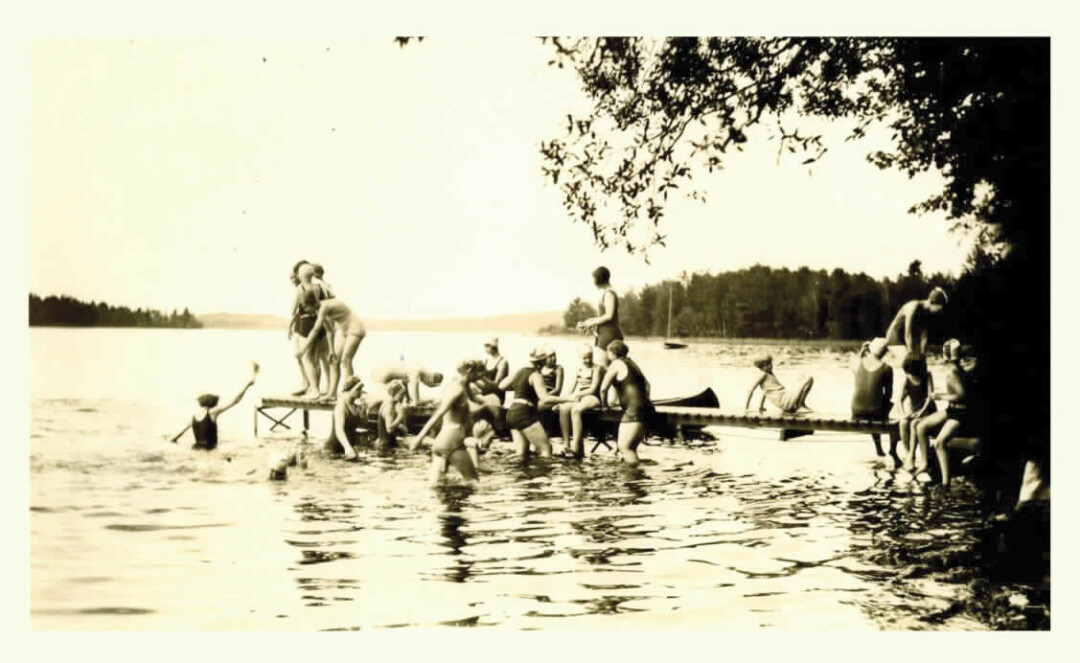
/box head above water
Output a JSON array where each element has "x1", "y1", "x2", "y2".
[
  {"x1": 420, "y1": 370, "x2": 444, "y2": 387},
  {"x1": 606, "y1": 339, "x2": 629, "y2": 359},
  {"x1": 592, "y1": 266, "x2": 611, "y2": 287},
  {"x1": 753, "y1": 354, "x2": 773, "y2": 371},
  {"x1": 197, "y1": 393, "x2": 220, "y2": 408}
]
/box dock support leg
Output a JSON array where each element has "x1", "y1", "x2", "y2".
[
  {"x1": 887, "y1": 428, "x2": 901, "y2": 457},
  {"x1": 303, "y1": 409, "x2": 310, "y2": 440},
  {"x1": 780, "y1": 429, "x2": 814, "y2": 441},
  {"x1": 676, "y1": 425, "x2": 685, "y2": 444},
  {"x1": 254, "y1": 407, "x2": 258, "y2": 437}
]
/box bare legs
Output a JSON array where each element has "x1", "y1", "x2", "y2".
[
  {"x1": 511, "y1": 422, "x2": 552, "y2": 461},
  {"x1": 617, "y1": 421, "x2": 647, "y2": 465},
  {"x1": 558, "y1": 396, "x2": 601, "y2": 458},
  {"x1": 914, "y1": 409, "x2": 948, "y2": 475},
  {"x1": 931, "y1": 419, "x2": 962, "y2": 487},
  {"x1": 430, "y1": 424, "x2": 477, "y2": 484}
]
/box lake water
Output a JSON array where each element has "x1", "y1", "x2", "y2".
[{"x1": 29, "y1": 328, "x2": 1047, "y2": 629}]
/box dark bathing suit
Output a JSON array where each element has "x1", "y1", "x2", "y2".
[
  {"x1": 483, "y1": 358, "x2": 506, "y2": 404},
  {"x1": 295, "y1": 285, "x2": 320, "y2": 336},
  {"x1": 541, "y1": 368, "x2": 558, "y2": 393},
  {"x1": 851, "y1": 361, "x2": 893, "y2": 419},
  {"x1": 192, "y1": 413, "x2": 218, "y2": 450},
  {"x1": 506, "y1": 367, "x2": 540, "y2": 430},
  {"x1": 615, "y1": 358, "x2": 653, "y2": 424},
  {"x1": 376, "y1": 408, "x2": 399, "y2": 449},
  {"x1": 595, "y1": 288, "x2": 624, "y2": 351}
]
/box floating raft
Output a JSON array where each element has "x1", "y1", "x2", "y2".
[{"x1": 255, "y1": 388, "x2": 898, "y2": 445}]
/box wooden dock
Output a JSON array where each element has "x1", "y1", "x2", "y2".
[{"x1": 255, "y1": 394, "x2": 899, "y2": 446}]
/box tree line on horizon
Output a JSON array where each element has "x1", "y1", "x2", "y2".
[
  {"x1": 548, "y1": 259, "x2": 973, "y2": 341},
  {"x1": 28, "y1": 294, "x2": 203, "y2": 329}
]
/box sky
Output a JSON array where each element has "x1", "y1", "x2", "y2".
[{"x1": 29, "y1": 37, "x2": 975, "y2": 319}]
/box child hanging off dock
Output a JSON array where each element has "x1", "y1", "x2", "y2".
[
  {"x1": 744, "y1": 354, "x2": 814, "y2": 415},
  {"x1": 171, "y1": 362, "x2": 259, "y2": 449}
]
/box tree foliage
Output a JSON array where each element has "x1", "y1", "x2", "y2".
[
  {"x1": 29, "y1": 294, "x2": 203, "y2": 328},
  {"x1": 562, "y1": 297, "x2": 598, "y2": 330},
  {"x1": 539, "y1": 37, "x2": 1048, "y2": 264}
]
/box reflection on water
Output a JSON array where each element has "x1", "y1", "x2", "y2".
[{"x1": 29, "y1": 329, "x2": 1048, "y2": 630}]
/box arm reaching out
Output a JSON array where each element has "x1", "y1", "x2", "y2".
[
  {"x1": 411, "y1": 389, "x2": 456, "y2": 450},
  {"x1": 211, "y1": 363, "x2": 259, "y2": 418},
  {"x1": 170, "y1": 422, "x2": 191, "y2": 443}
]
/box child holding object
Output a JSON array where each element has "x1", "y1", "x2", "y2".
[
  {"x1": 171, "y1": 362, "x2": 259, "y2": 449},
  {"x1": 745, "y1": 354, "x2": 814, "y2": 415}
]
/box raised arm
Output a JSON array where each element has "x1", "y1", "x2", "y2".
[
  {"x1": 412, "y1": 389, "x2": 458, "y2": 447},
  {"x1": 211, "y1": 379, "x2": 256, "y2": 418}
]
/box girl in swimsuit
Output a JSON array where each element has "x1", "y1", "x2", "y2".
[
  {"x1": 557, "y1": 343, "x2": 606, "y2": 458},
  {"x1": 411, "y1": 359, "x2": 486, "y2": 484},
  {"x1": 744, "y1": 354, "x2": 814, "y2": 414},
  {"x1": 288, "y1": 264, "x2": 328, "y2": 398},
  {"x1": 539, "y1": 348, "x2": 565, "y2": 401},
  {"x1": 576, "y1": 266, "x2": 624, "y2": 368},
  {"x1": 329, "y1": 377, "x2": 367, "y2": 460},
  {"x1": 499, "y1": 348, "x2": 573, "y2": 460},
  {"x1": 851, "y1": 337, "x2": 895, "y2": 457},
  {"x1": 295, "y1": 297, "x2": 367, "y2": 401},
  {"x1": 914, "y1": 340, "x2": 983, "y2": 486},
  {"x1": 171, "y1": 362, "x2": 258, "y2": 449},
  {"x1": 310, "y1": 263, "x2": 336, "y2": 397},
  {"x1": 598, "y1": 340, "x2": 652, "y2": 465},
  {"x1": 900, "y1": 355, "x2": 937, "y2": 472},
  {"x1": 287, "y1": 262, "x2": 317, "y2": 396}
]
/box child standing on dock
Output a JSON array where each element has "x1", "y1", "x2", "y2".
[
  {"x1": 745, "y1": 354, "x2": 814, "y2": 415},
  {"x1": 171, "y1": 362, "x2": 259, "y2": 449}
]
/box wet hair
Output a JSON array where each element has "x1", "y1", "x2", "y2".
[
  {"x1": 606, "y1": 339, "x2": 629, "y2": 358},
  {"x1": 312, "y1": 264, "x2": 325, "y2": 278},
  {"x1": 902, "y1": 356, "x2": 928, "y2": 378},
  {"x1": 592, "y1": 266, "x2": 611, "y2": 286},
  {"x1": 197, "y1": 393, "x2": 220, "y2": 408},
  {"x1": 928, "y1": 287, "x2": 948, "y2": 307},
  {"x1": 342, "y1": 376, "x2": 364, "y2": 393},
  {"x1": 753, "y1": 354, "x2": 773, "y2": 370},
  {"x1": 292, "y1": 260, "x2": 310, "y2": 276}
]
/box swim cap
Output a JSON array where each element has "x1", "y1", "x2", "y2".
[
  {"x1": 753, "y1": 354, "x2": 773, "y2": 370},
  {"x1": 606, "y1": 339, "x2": 629, "y2": 358},
  {"x1": 592, "y1": 266, "x2": 611, "y2": 285},
  {"x1": 579, "y1": 343, "x2": 593, "y2": 358},
  {"x1": 484, "y1": 336, "x2": 499, "y2": 349},
  {"x1": 529, "y1": 347, "x2": 547, "y2": 363},
  {"x1": 198, "y1": 393, "x2": 220, "y2": 408},
  {"x1": 928, "y1": 287, "x2": 948, "y2": 306},
  {"x1": 942, "y1": 338, "x2": 961, "y2": 361},
  {"x1": 457, "y1": 358, "x2": 484, "y2": 375},
  {"x1": 387, "y1": 379, "x2": 406, "y2": 397}
]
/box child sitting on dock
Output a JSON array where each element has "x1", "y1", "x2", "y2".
[
  {"x1": 914, "y1": 341, "x2": 984, "y2": 486},
  {"x1": 171, "y1": 362, "x2": 259, "y2": 449},
  {"x1": 851, "y1": 338, "x2": 894, "y2": 457},
  {"x1": 900, "y1": 356, "x2": 937, "y2": 473},
  {"x1": 744, "y1": 354, "x2": 814, "y2": 415}
]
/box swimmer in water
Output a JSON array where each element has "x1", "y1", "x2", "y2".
[
  {"x1": 884, "y1": 287, "x2": 948, "y2": 360},
  {"x1": 410, "y1": 359, "x2": 487, "y2": 484},
  {"x1": 744, "y1": 354, "x2": 814, "y2": 415},
  {"x1": 499, "y1": 347, "x2": 574, "y2": 461},
  {"x1": 375, "y1": 379, "x2": 410, "y2": 451},
  {"x1": 464, "y1": 419, "x2": 497, "y2": 471},
  {"x1": 370, "y1": 359, "x2": 444, "y2": 404},
  {"x1": 327, "y1": 376, "x2": 367, "y2": 460},
  {"x1": 171, "y1": 362, "x2": 259, "y2": 449},
  {"x1": 295, "y1": 296, "x2": 367, "y2": 400},
  {"x1": 556, "y1": 343, "x2": 606, "y2": 458},
  {"x1": 598, "y1": 340, "x2": 652, "y2": 465}
]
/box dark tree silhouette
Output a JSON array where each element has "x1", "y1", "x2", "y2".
[{"x1": 29, "y1": 294, "x2": 203, "y2": 328}]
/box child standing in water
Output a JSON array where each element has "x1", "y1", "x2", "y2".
[
  {"x1": 171, "y1": 362, "x2": 259, "y2": 449},
  {"x1": 744, "y1": 354, "x2": 814, "y2": 414}
]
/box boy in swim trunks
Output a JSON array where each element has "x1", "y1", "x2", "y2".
[
  {"x1": 410, "y1": 359, "x2": 487, "y2": 484},
  {"x1": 884, "y1": 287, "x2": 948, "y2": 360},
  {"x1": 744, "y1": 354, "x2": 814, "y2": 415}
]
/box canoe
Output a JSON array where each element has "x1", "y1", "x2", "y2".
[{"x1": 663, "y1": 341, "x2": 688, "y2": 350}]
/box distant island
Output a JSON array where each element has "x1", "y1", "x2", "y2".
[{"x1": 29, "y1": 294, "x2": 202, "y2": 328}]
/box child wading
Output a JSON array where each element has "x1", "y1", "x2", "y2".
[{"x1": 171, "y1": 362, "x2": 259, "y2": 449}]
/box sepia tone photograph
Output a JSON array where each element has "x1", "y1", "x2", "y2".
[{"x1": 24, "y1": 25, "x2": 1052, "y2": 634}]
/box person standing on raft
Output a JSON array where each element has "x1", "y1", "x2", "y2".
[
  {"x1": 745, "y1": 354, "x2": 814, "y2": 415},
  {"x1": 884, "y1": 287, "x2": 949, "y2": 359},
  {"x1": 171, "y1": 362, "x2": 259, "y2": 449},
  {"x1": 410, "y1": 359, "x2": 488, "y2": 484},
  {"x1": 288, "y1": 263, "x2": 329, "y2": 399},
  {"x1": 597, "y1": 340, "x2": 653, "y2": 465},
  {"x1": 576, "y1": 266, "x2": 623, "y2": 368},
  {"x1": 295, "y1": 296, "x2": 366, "y2": 401}
]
